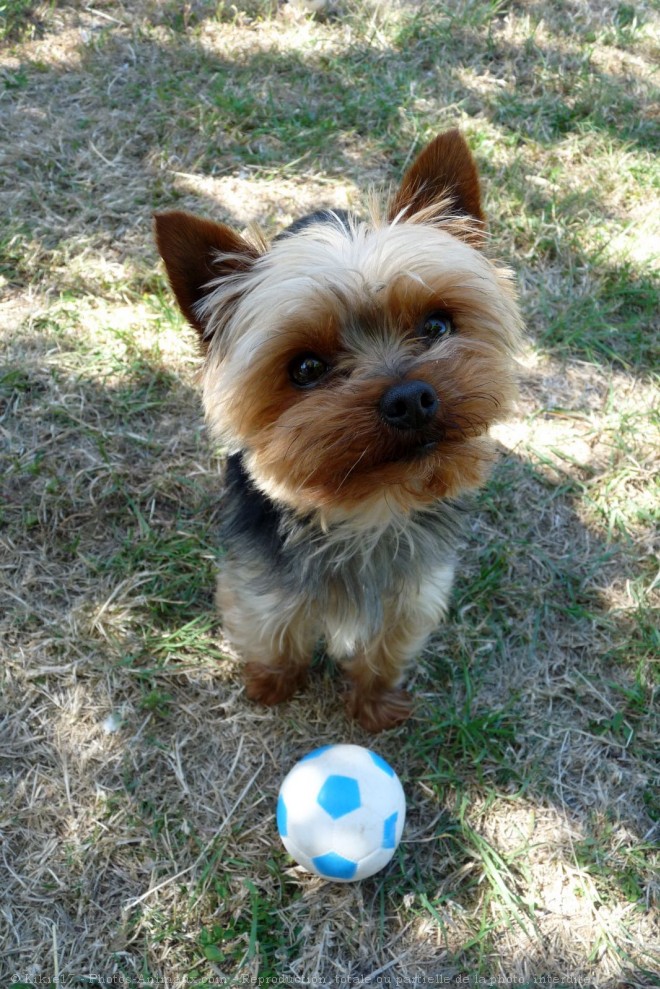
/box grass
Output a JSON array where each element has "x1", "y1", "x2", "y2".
[
  {"x1": 0, "y1": 0, "x2": 41, "y2": 43},
  {"x1": 1, "y1": 0, "x2": 659, "y2": 984}
]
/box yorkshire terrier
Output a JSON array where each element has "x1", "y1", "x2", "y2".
[{"x1": 155, "y1": 129, "x2": 523, "y2": 732}]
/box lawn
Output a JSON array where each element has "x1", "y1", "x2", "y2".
[{"x1": 1, "y1": 0, "x2": 658, "y2": 985}]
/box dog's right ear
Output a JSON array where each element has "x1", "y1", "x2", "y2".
[
  {"x1": 154, "y1": 211, "x2": 259, "y2": 346},
  {"x1": 388, "y1": 130, "x2": 485, "y2": 237}
]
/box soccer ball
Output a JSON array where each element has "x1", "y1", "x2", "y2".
[{"x1": 276, "y1": 744, "x2": 406, "y2": 881}]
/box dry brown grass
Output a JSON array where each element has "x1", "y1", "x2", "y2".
[{"x1": 1, "y1": 0, "x2": 659, "y2": 984}]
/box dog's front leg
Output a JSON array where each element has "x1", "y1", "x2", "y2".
[
  {"x1": 338, "y1": 563, "x2": 455, "y2": 732},
  {"x1": 216, "y1": 570, "x2": 316, "y2": 706}
]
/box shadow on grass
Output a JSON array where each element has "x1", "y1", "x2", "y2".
[
  {"x1": 404, "y1": 449, "x2": 657, "y2": 935},
  {"x1": 1, "y1": 335, "x2": 222, "y2": 623}
]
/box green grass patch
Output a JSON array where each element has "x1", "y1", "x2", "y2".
[
  {"x1": 0, "y1": 0, "x2": 41, "y2": 42},
  {"x1": 190, "y1": 876, "x2": 301, "y2": 980},
  {"x1": 537, "y1": 263, "x2": 660, "y2": 370},
  {"x1": 575, "y1": 823, "x2": 657, "y2": 907},
  {"x1": 414, "y1": 701, "x2": 521, "y2": 789},
  {"x1": 101, "y1": 521, "x2": 218, "y2": 624}
]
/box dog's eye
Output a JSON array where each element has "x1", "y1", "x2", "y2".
[
  {"x1": 419, "y1": 311, "x2": 454, "y2": 342},
  {"x1": 288, "y1": 353, "x2": 328, "y2": 388}
]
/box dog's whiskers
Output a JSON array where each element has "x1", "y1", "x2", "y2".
[{"x1": 336, "y1": 446, "x2": 370, "y2": 491}]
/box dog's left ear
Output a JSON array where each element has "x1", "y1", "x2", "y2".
[
  {"x1": 389, "y1": 129, "x2": 485, "y2": 235},
  {"x1": 154, "y1": 210, "x2": 260, "y2": 346}
]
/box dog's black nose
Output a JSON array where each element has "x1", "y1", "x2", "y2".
[{"x1": 379, "y1": 380, "x2": 439, "y2": 431}]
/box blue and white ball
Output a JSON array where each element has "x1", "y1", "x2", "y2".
[{"x1": 276, "y1": 744, "x2": 406, "y2": 882}]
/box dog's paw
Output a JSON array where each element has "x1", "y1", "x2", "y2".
[
  {"x1": 345, "y1": 686, "x2": 413, "y2": 733},
  {"x1": 244, "y1": 661, "x2": 307, "y2": 706}
]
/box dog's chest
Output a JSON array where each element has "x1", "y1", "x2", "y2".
[
  {"x1": 220, "y1": 453, "x2": 459, "y2": 639},
  {"x1": 302, "y1": 525, "x2": 457, "y2": 655}
]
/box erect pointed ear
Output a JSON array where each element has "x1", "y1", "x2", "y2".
[
  {"x1": 388, "y1": 129, "x2": 485, "y2": 232},
  {"x1": 154, "y1": 210, "x2": 259, "y2": 341}
]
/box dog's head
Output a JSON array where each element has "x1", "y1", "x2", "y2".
[{"x1": 155, "y1": 130, "x2": 523, "y2": 521}]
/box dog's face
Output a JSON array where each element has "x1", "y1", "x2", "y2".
[{"x1": 155, "y1": 131, "x2": 523, "y2": 520}]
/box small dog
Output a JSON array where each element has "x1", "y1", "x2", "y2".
[{"x1": 155, "y1": 130, "x2": 523, "y2": 732}]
